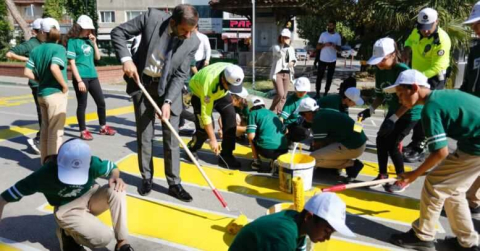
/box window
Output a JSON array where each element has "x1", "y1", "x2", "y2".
[
  {"x1": 126, "y1": 11, "x2": 143, "y2": 21},
  {"x1": 24, "y1": 4, "x2": 34, "y2": 18},
  {"x1": 100, "y1": 11, "x2": 115, "y2": 23}
]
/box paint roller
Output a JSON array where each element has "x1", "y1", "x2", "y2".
[
  {"x1": 292, "y1": 177, "x2": 305, "y2": 212},
  {"x1": 322, "y1": 178, "x2": 398, "y2": 192},
  {"x1": 135, "y1": 78, "x2": 248, "y2": 231}
]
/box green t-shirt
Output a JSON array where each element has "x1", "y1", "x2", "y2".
[
  {"x1": 67, "y1": 38, "x2": 98, "y2": 78},
  {"x1": 229, "y1": 210, "x2": 307, "y2": 251},
  {"x1": 422, "y1": 90, "x2": 480, "y2": 156},
  {"x1": 312, "y1": 108, "x2": 367, "y2": 149},
  {"x1": 404, "y1": 28, "x2": 451, "y2": 78},
  {"x1": 189, "y1": 63, "x2": 232, "y2": 125},
  {"x1": 235, "y1": 105, "x2": 250, "y2": 122},
  {"x1": 280, "y1": 94, "x2": 310, "y2": 126},
  {"x1": 10, "y1": 37, "x2": 42, "y2": 87},
  {"x1": 375, "y1": 63, "x2": 423, "y2": 121},
  {"x1": 247, "y1": 108, "x2": 288, "y2": 150},
  {"x1": 1, "y1": 156, "x2": 117, "y2": 207},
  {"x1": 317, "y1": 94, "x2": 347, "y2": 114},
  {"x1": 26, "y1": 43, "x2": 67, "y2": 97}
]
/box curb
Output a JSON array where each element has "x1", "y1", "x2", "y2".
[{"x1": 0, "y1": 81, "x2": 128, "y2": 96}]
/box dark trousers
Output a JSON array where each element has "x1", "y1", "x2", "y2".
[
  {"x1": 377, "y1": 118, "x2": 418, "y2": 175},
  {"x1": 411, "y1": 76, "x2": 446, "y2": 146},
  {"x1": 316, "y1": 60, "x2": 336, "y2": 95},
  {"x1": 287, "y1": 122, "x2": 310, "y2": 143},
  {"x1": 132, "y1": 81, "x2": 180, "y2": 185},
  {"x1": 30, "y1": 85, "x2": 41, "y2": 139},
  {"x1": 189, "y1": 94, "x2": 236, "y2": 155},
  {"x1": 196, "y1": 59, "x2": 206, "y2": 71},
  {"x1": 73, "y1": 78, "x2": 106, "y2": 131},
  {"x1": 254, "y1": 141, "x2": 288, "y2": 160},
  {"x1": 179, "y1": 108, "x2": 195, "y2": 128}
]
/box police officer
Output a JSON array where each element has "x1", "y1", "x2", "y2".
[{"x1": 402, "y1": 7, "x2": 451, "y2": 162}]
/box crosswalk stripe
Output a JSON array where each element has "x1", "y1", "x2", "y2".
[
  {"x1": 0, "y1": 237, "x2": 41, "y2": 251},
  {"x1": 0, "y1": 105, "x2": 134, "y2": 142},
  {"x1": 39, "y1": 194, "x2": 390, "y2": 251}
]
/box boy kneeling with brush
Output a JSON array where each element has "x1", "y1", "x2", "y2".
[{"x1": 229, "y1": 192, "x2": 355, "y2": 250}]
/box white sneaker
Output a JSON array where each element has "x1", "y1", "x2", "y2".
[{"x1": 27, "y1": 138, "x2": 40, "y2": 154}]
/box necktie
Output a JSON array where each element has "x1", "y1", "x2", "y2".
[{"x1": 157, "y1": 37, "x2": 176, "y2": 97}]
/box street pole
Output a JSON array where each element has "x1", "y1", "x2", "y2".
[{"x1": 252, "y1": 0, "x2": 255, "y2": 89}]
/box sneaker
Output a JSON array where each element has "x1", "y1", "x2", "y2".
[
  {"x1": 345, "y1": 159, "x2": 364, "y2": 180},
  {"x1": 219, "y1": 154, "x2": 241, "y2": 169},
  {"x1": 99, "y1": 125, "x2": 116, "y2": 136},
  {"x1": 471, "y1": 206, "x2": 480, "y2": 217},
  {"x1": 387, "y1": 181, "x2": 410, "y2": 193},
  {"x1": 250, "y1": 159, "x2": 262, "y2": 171},
  {"x1": 443, "y1": 237, "x2": 480, "y2": 251},
  {"x1": 179, "y1": 127, "x2": 195, "y2": 136},
  {"x1": 186, "y1": 149, "x2": 199, "y2": 163},
  {"x1": 404, "y1": 148, "x2": 425, "y2": 163},
  {"x1": 56, "y1": 227, "x2": 85, "y2": 251},
  {"x1": 116, "y1": 244, "x2": 134, "y2": 251},
  {"x1": 27, "y1": 138, "x2": 40, "y2": 154},
  {"x1": 370, "y1": 174, "x2": 389, "y2": 188},
  {"x1": 80, "y1": 130, "x2": 93, "y2": 140},
  {"x1": 390, "y1": 229, "x2": 435, "y2": 251}
]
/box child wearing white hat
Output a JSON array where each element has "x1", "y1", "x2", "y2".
[
  {"x1": 24, "y1": 17, "x2": 69, "y2": 164},
  {"x1": 65, "y1": 15, "x2": 117, "y2": 140},
  {"x1": 6, "y1": 18, "x2": 44, "y2": 154},
  {"x1": 0, "y1": 139, "x2": 133, "y2": 251},
  {"x1": 269, "y1": 28, "x2": 297, "y2": 114},
  {"x1": 317, "y1": 86, "x2": 364, "y2": 114},
  {"x1": 218, "y1": 87, "x2": 250, "y2": 140}
]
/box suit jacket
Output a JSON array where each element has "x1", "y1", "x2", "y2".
[{"x1": 111, "y1": 8, "x2": 200, "y2": 115}]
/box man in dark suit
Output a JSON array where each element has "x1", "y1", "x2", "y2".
[{"x1": 111, "y1": 5, "x2": 200, "y2": 202}]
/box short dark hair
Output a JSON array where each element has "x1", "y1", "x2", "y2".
[
  {"x1": 299, "y1": 209, "x2": 329, "y2": 225},
  {"x1": 328, "y1": 20, "x2": 336, "y2": 25},
  {"x1": 399, "y1": 84, "x2": 414, "y2": 90},
  {"x1": 171, "y1": 4, "x2": 199, "y2": 26}
]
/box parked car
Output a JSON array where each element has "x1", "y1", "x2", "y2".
[
  {"x1": 211, "y1": 49, "x2": 224, "y2": 59},
  {"x1": 295, "y1": 48, "x2": 308, "y2": 61}
]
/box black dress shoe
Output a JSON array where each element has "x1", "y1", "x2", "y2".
[
  {"x1": 168, "y1": 184, "x2": 193, "y2": 202},
  {"x1": 390, "y1": 229, "x2": 435, "y2": 251},
  {"x1": 138, "y1": 179, "x2": 152, "y2": 196}
]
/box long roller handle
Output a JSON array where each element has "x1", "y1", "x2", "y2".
[{"x1": 322, "y1": 178, "x2": 397, "y2": 192}]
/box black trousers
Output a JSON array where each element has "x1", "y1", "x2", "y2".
[
  {"x1": 179, "y1": 108, "x2": 195, "y2": 127},
  {"x1": 316, "y1": 60, "x2": 336, "y2": 95},
  {"x1": 254, "y1": 141, "x2": 288, "y2": 160},
  {"x1": 410, "y1": 76, "x2": 445, "y2": 146},
  {"x1": 72, "y1": 78, "x2": 106, "y2": 131},
  {"x1": 377, "y1": 118, "x2": 418, "y2": 175},
  {"x1": 30, "y1": 85, "x2": 41, "y2": 139},
  {"x1": 188, "y1": 94, "x2": 236, "y2": 155}
]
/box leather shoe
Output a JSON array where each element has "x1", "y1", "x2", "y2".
[
  {"x1": 168, "y1": 184, "x2": 193, "y2": 202},
  {"x1": 138, "y1": 179, "x2": 152, "y2": 196}
]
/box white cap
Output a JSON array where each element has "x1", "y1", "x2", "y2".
[
  {"x1": 296, "y1": 97, "x2": 319, "y2": 113},
  {"x1": 464, "y1": 1, "x2": 480, "y2": 25},
  {"x1": 224, "y1": 65, "x2": 244, "y2": 94},
  {"x1": 367, "y1": 38, "x2": 395, "y2": 65},
  {"x1": 305, "y1": 193, "x2": 355, "y2": 237},
  {"x1": 250, "y1": 96, "x2": 265, "y2": 107},
  {"x1": 31, "y1": 18, "x2": 43, "y2": 30},
  {"x1": 41, "y1": 17, "x2": 60, "y2": 33},
  {"x1": 280, "y1": 28, "x2": 291, "y2": 38},
  {"x1": 294, "y1": 77, "x2": 311, "y2": 92},
  {"x1": 383, "y1": 69, "x2": 430, "y2": 94},
  {"x1": 344, "y1": 87, "x2": 364, "y2": 106},
  {"x1": 77, "y1": 15, "x2": 95, "y2": 30},
  {"x1": 417, "y1": 8, "x2": 438, "y2": 30},
  {"x1": 57, "y1": 139, "x2": 92, "y2": 185},
  {"x1": 233, "y1": 87, "x2": 249, "y2": 99}
]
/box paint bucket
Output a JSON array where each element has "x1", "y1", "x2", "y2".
[{"x1": 277, "y1": 147, "x2": 315, "y2": 193}]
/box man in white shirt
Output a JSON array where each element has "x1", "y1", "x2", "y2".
[
  {"x1": 315, "y1": 20, "x2": 342, "y2": 98},
  {"x1": 194, "y1": 26, "x2": 211, "y2": 71}
]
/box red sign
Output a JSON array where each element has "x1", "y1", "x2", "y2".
[{"x1": 227, "y1": 20, "x2": 252, "y2": 29}]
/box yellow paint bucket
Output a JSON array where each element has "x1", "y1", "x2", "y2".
[{"x1": 277, "y1": 152, "x2": 315, "y2": 193}]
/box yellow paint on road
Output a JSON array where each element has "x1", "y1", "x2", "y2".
[
  {"x1": 0, "y1": 105, "x2": 134, "y2": 142},
  {"x1": 42, "y1": 195, "x2": 387, "y2": 251},
  {"x1": 156, "y1": 138, "x2": 413, "y2": 177},
  {"x1": 0, "y1": 243, "x2": 21, "y2": 251},
  {"x1": 0, "y1": 94, "x2": 74, "y2": 107},
  {"x1": 118, "y1": 155, "x2": 422, "y2": 226}
]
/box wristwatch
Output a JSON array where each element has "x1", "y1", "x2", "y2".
[{"x1": 164, "y1": 99, "x2": 172, "y2": 105}]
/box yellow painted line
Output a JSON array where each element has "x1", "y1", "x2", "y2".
[
  {"x1": 118, "y1": 154, "x2": 421, "y2": 226},
  {"x1": 0, "y1": 94, "x2": 74, "y2": 107},
  {"x1": 0, "y1": 105, "x2": 134, "y2": 142},
  {"x1": 0, "y1": 243, "x2": 21, "y2": 251},
  {"x1": 157, "y1": 138, "x2": 413, "y2": 177},
  {"x1": 41, "y1": 195, "x2": 386, "y2": 251},
  {"x1": 0, "y1": 237, "x2": 40, "y2": 251}
]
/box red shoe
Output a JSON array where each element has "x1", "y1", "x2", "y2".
[
  {"x1": 99, "y1": 125, "x2": 116, "y2": 136},
  {"x1": 80, "y1": 130, "x2": 93, "y2": 140}
]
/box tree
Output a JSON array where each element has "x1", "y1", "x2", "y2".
[
  {"x1": 65, "y1": 0, "x2": 99, "y2": 30},
  {"x1": 0, "y1": 0, "x2": 12, "y2": 61},
  {"x1": 43, "y1": 0, "x2": 66, "y2": 20},
  {"x1": 4, "y1": 0, "x2": 31, "y2": 40}
]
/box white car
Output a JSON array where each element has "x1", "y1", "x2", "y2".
[
  {"x1": 295, "y1": 48, "x2": 308, "y2": 61},
  {"x1": 211, "y1": 49, "x2": 223, "y2": 59}
]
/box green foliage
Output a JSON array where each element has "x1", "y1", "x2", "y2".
[
  {"x1": 43, "y1": 0, "x2": 65, "y2": 20},
  {"x1": 64, "y1": 0, "x2": 99, "y2": 30},
  {"x1": 0, "y1": 0, "x2": 12, "y2": 61},
  {"x1": 297, "y1": 17, "x2": 354, "y2": 47}
]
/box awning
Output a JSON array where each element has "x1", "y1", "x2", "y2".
[
  {"x1": 221, "y1": 32, "x2": 251, "y2": 40},
  {"x1": 97, "y1": 34, "x2": 111, "y2": 40}
]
